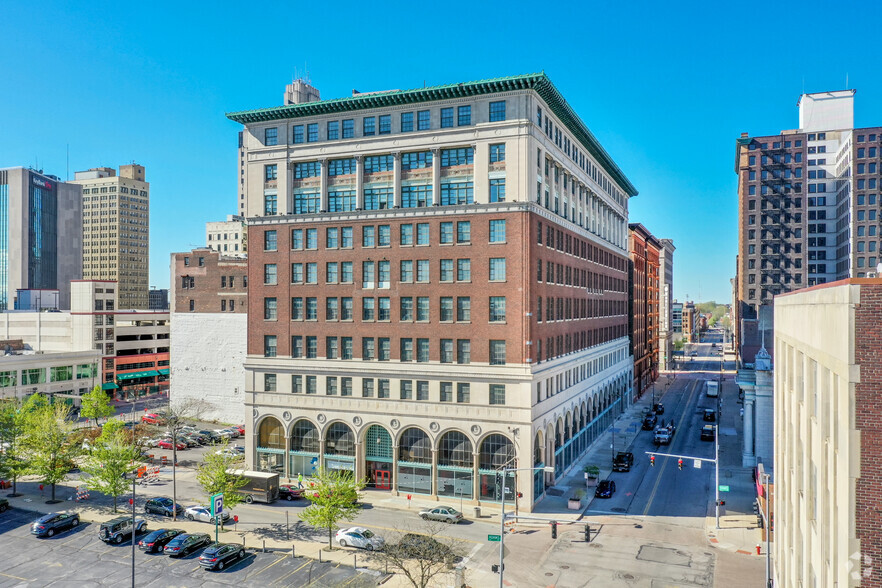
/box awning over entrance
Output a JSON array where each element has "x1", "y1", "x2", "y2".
[
  {"x1": 117, "y1": 370, "x2": 160, "y2": 380},
  {"x1": 157, "y1": 368, "x2": 170, "y2": 375},
  {"x1": 101, "y1": 382, "x2": 119, "y2": 390}
]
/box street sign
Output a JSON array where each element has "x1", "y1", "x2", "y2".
[
  {"x1": 719, "y1": 485, "x2": 730, "y2": 492},
  {"x1": 211, "y1": 493, "x2": 223, "y2": 516},
  {"x1": 694, "y1": 459, "x2": 702, "y2": 469},
  {"x1": 488, "y1": 534, "x2": 501, "y2": 542}
]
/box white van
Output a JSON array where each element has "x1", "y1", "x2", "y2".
[{"x1": 706, "y1": 381, "x2": 719, "y2": 397}]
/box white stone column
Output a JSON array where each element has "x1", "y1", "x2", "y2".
[
  {"x1": 431, "y1": 148, "x2": 441, "y2": 205},
  {"x1": 391, "y1": 444, "x2": 399, "y2": 495},
  {"x1": 431, "y1": 449, "x2": 438, "y2": 498},
  {"x1": 471, "y1": 142, "x2": 486, "y2": 203},
  {"x1": 319, "y1": 158, "x2": 329, "y2": 212},
  {"x1": 742, "y1": 393, "x2": 756, "y2": 467},
  {"x1": 355, "y1": 155, "x2": 365, "y2": 209},
  {"x1": 392, "y1": 152, "x2": 402, "y2": 208}
]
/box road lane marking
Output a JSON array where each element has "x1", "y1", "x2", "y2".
[
  {"x1": 272, "y1": 560, "x2": 312, "y2": 585},
  {"x1": 252, "y1": 554, "x2": 287, "y2": 576},
  {"x1": 0, "y1": 572, "x2": 32, "y2": 581}
]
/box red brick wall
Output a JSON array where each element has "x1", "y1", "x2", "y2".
[
  {"x1": 172, "y1": 249, "x2": 248, "y2": 314},
  {"x1": 854, "y1": 282, "x2": 882, "y2": 587}
]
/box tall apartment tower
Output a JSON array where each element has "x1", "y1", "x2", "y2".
[
  {"x1": 735, "y1": 90, "x2": 882, "y2": 354},
  {"x1": 0, "y1": 167, "x2": 83, "y2": 310},
  {"x1": 628, "y1": 223, "x2": 661, "y2": 396},
  {"x1": 227, "y1": 73, "x2": 637, "y2": 511},
  {"x1": 72, "y1": 164, "x2": 150, "y2": 309}
]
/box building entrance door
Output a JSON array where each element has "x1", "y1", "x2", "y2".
[{"x1": 373, "y1": 469, "x2": 391, "y2": 490}]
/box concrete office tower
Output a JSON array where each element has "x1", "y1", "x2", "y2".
[
  {"x1": 0, "y1": 167, "x2": 82, "y2": 311},
  {"x1": 657, "y1": 239, "x2": 675, "y2": 371},
  {"x1": 227, "y1": 73, "x2": 637, "y2": 511},
  {"x1": 628, "y1": 223, "x2": 661, "y2": 397},
  {"x1": 72, "y1": 164, "x2": 150, "y2": 309},
  {"x1": 774, "y1": 278, "x2": 882, "y2": 588},
  {"x1": 206, "y1": 215, "x2": 246, "y2": 257}
]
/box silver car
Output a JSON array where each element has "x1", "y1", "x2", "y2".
[
  {"x1": 335, "y1": 526, "x2": 385, "y2": 550},
  {"x1": 418, "y1": 506, "x2": 464, "y2": 524},
  {"x1": 184, "y1": 505, "x2": 231, "y2": 524}
]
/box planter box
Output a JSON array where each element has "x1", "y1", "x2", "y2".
[
  {"x1": 585, "y1": 477, "x2": 598, "y2": 487},
  {"x1": 567, "y1": 498, "x2": 583, "y2": 510}
]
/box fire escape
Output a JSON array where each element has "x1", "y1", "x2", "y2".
[{"x1": 759, "y1": 148, "x2": 796, "y2": 303}]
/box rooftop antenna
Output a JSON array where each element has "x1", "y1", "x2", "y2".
[
  {"x1": 846, "y1": 72, "x2": 849, "y2": 89},
  {"x1": 66, "y1": 144, "x2": 69, "y2": 181}
]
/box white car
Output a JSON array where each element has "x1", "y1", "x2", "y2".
[
  {"x1": 184, "y1": 505, "x2": 230, "y2": 524},
  {"x1": 214, "y1": 429, "x2": 233, "y2": 439},
  {"x1": 215, "y1": 447, "x2": 245, "y2": 459},
  {"x1": 221, "y1": 428, "x2": 240, "y2": 439},
  {"x1": 335, "y1": 527, "x2": 384, "y2": 551}
]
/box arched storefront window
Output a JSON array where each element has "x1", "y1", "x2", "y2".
[
  {"x1": 289, "y1": 419, "x2": 319, "y2": 479},
  {"x1": 365, "y1": 425, "x2": 393, "y2": 489},
  {"x1": 478, "y1": 434, "x2": 515, "y2": 501},
  {"x1": 398, "y1": 428, "x2": 432, "y2": 495},
  {"x1": 257, "y1": 417, "x2": 285, "y2": 475},
  {"x1": 437, "y1": 431, "x2": 472, "y2": 499},
  {"x1": 533, "y1": 432, "x2": 545, "y2": 501},
  {"x1": 324, "y1": 422, "x2": 355, "y2": 475},
  {"x1": 533, "y1": 432, "x2": 543, "y2": 466}
]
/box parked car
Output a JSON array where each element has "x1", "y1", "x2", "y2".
[
  {"x1": 185, "y1": 505, "x2": 231, "y2": 524},
  {"x1": 652, "y1": 403, "x2": 665, "y2": 415},
  {"x1": 419, "y1": 506, "x2": 464, "y2": 524},
  {"x1": 642, "y1": 414, "x2": 658, "y2": 430},
  {"x1": 214, "y1": 429, "x2": 233, "y2": 440},
  {"x1": 690, "y1": 351, "x2": 698, "y2": 357},
  {"x1": 234, "y1": 425, "x2": 245, "y2": 435},
  {"x1": 612, "y1": 452, "x2": 634, "y2": 472},
  {"x1": 198, "y1": 430, "x2": 222, "y2": 444},
  {"x1": 178, "y1": 435, "x2": 199, "y2": 448},
  {"x1": 594, "y1": 480, "x2": 616, "y2": 499},
  {"x1": 0, "y1": 497, "x2": 9, "y2": 513},
  {"x1": 654, "y1": 424, "x2": 675, "y2": 445},
  {"x1": 198, "y1": 542, "x2": 246, "y2": 570},
  {"x1": 31, "y1": 512, "x2": 79, "y2": 537},
  {"x1": 145, "y1": 497, "x2": 184, "y2": 517},
  {"x1": 279, "y1": 485, "x2": 303, "y2": 501},
  {"x1": 215, "y1": 447, "x2": 245, "y2": 459},
  {"x1": 157, "y1": 439, "x2": 186, "y2": 451},
  {"x1": 164, "y1": 532, "x2": 211, "y2": 557},
  {"x1": 138, "y1": 528, "x2": 185, "y2": 553},
  {"x1": 99, "y1": 516, "x2": 148, "y2": 544},
  {"x1": 221, "y1": 427, "x2": 240, "y2": 439},
  {"x1": 336, "y1": 527, "x2": 385, "y2": 551},
  {"x1": 395, "y1": 533, "x2": 461, "y2": 564},
  {"x1": 141, "y1": 413, "x2": 165, "y2": 425},
  {"x1": 144, "y1": 438, "x2": 165, "y2": 448},
  {"x1": 703, "y1": 409, "x2": 716, "y2": 422},
  {"x1": 701, "y1": 425, "x2": 716, "y2": 441}
]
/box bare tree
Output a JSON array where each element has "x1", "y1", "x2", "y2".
[
  {"x1": 162, "y1": 397, "x2": 212, "y2": 521},
  {"x1": 368, "y1": 520, "x2": 467, "y2": 588}
]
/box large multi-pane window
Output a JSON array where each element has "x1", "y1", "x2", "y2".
[
  {"x1": 326, "y1": 228, "x2": 339, "y2": 248},
  {"x1": 378, "y1": 337, "x2": 391, "y2": 360},
  {"x1": 327, "y1": 121, "x2": 339, "y2": 140},
  {"x1": 417, "y1": 339, "x2": 429, "y2": 362},
  {"x1": 489, "y1": 101, "x2": 506, "y2": 122},
  {"x1": 363, "y1": 117, "x2": 376, "y2": 136},
  {"x1": 362, "y1": 338, "x2": 375, "y2": 360},
  {"x1": 456, "y1": 259, "x2": 471, "y2": 281},
  {"x1": 379, "y1": 115, "x2": 391, "y2": 134},
  {"x1": 489, "y1": 340, "x2": 506, "y2": 365},
  {"x1": 456, "y1": 297, "x2": 471, "y2": 321},
  {"x1": 401, "y1": 185, "x2": 431, "y2": 208},
  {"x1": 401, "y1": 151, "x2": 432, "y2": 169},
  {"x1": 440, "y1": 259, "x2": 454, "y2": 281},
  {"x1": 441, "y1": 182, "x2": 474, "y2": 205},
  {"x1": 326, "y1": 262, "x2": 339, "y2": 284},
  {"x1": 326, "y1": 298, "x2": 338, "y2": 320},
  {"x1": 457, "y1": 105, "x2": 471, "y2": 126},
  {"x1": 401, "y1": 112, "x2": 414, "y2": 132},
  {"x1": 440, "y1": 297, "x2": 453, "y2": 321},
  {"x1": 342, "y1": 227, "x2": 353, "y2": 247},
  {"x1": 292, "y1": 297, "x2": 303, "y2": 320},
  {"x1": 265, "y1": 127, "x2": 278, "y2": 145},
  {"x1": 400, "y1": 338, "x2": 414, "y2": 361},
  {"x1": 440, "y1": 222, "x2": 454, "y2": 244},
  {"x1": 306, "y1": 228, "x2": 317, "y2": 249},
  {"x1": 293, "y1": 192, "x2": 320, "y2": 214},
  {"x1": 264, "y1": 335, "x2": 277, "y2": 357},
  {"x1": 362, "y1": 297, "x2": 375, "y2": 320},
  {"x1": 378, "y1": 297, "x2": 391, "y2": 321},
  {"x1": 441, "y1": 147, "x2": 474, "y2": 166},
  {"x1": 400, "y1": 224, "x2": 413, "y2": 245},
  {"x1": 363, "y1": 226, "x2": 376, "y2": 247},
  {"x1": 264, "y1": 230, "x2": 277, "y2": 251},
  {"x1": 291, "y1": 263, "x2": 304, "y2": 284},
  {"x1": 342, "y1": 337, "x2": 353, "y2": 359},
  {"x1": 457, "y1": 221, "x2": 470, "y2": 243},
  {"x1": 293, "y1": 125, "x2": 304, "y2": 143},
  {"x1": 457, "y1": 339, "x2": 471, "y2": 364},
  {"x1": 378, "y1": 225, "x2": 391, "y2": 247},
  {"x1": 328, "y1": 190, "x2": 356, "y2": 212},
  {"x1": 343, "y1": 119, "x2": 354, "y2": 138},
  {"x1": 265, "y1": 164, "x2": 278, "y2": 181},
  {"x1": 305, "y1": 297, "x2": 318, "y2": 319},
  {"x1": 307, "y1": 123, "x2": 319, "y2": 142},
  {"x1": 416, "y1": 260, "x2": 429, "y2": 282},
  {"x1": 264, "y1": 297, "x2": 277, "y2": 320},
  {"x1": 364, "y1": 187, "x2": 393, "y2": 210},
  {"x1": 440, "y1": 340, "x2": 454, "y2": 363},
  {"x1": 400, "y1": 296, "x2": 414, "y2": 320},
  {"x1": 264, "y1": 264, "x2": 277, "y2": 285},
  {"x1": 264, "y1": 193, "x2": 277, "y2": 215},
  {"x1": 490, "y1": 179, "x2": 506, "y2": 202},
  {"x1": 292, "y1": 337, "x2": 303, "y2": 358},
  {"x1": 489, "y1": 258, "x2": 506, "y2": 281},
  {"x1": 306, "y1": 263, "x2": 317, "y2": 284},
  {"x1": 418, "y1": 110, "x2": 431, "y2": 130},
  {"x1": 417, "y1": 297, "x2": 430, "y2": 321},
  {"x1": 400, "y1": 261, "x2": 413, "y2": 283},
  {"x1": 489, "y1": 219, "x2": 506, "y2": 242},
  {"x1": 489, "y1": 143, "x2": 506, "y2": 163},
  {"x1": 341, "y1": 262, "x2": 353, "y2": 283},
  {"x1": 489, "y1": 296, "x2": 506, "y2": 322},
  {"x1": 441, "y1": 107, "x2": 454, "y2": 128},
  {"x1": 328, "y1": 158, "x2": 356, "y2": 176},
  {"x1": 364, "y1": 155, "x2": 394, "y2": 173},
  {"x1": 416, "y1": 223, "x2": 429, "y2": 245},
  {"x1": 294, "y1": 161, "x2": 320, "y2": 178}
]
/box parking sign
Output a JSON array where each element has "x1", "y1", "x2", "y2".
[{"x1": 211, "y1": 493, "x2": 223, "y2": 516}]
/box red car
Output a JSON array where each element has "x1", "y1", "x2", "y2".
[
  {"x1": 142, "y1": 413, "x2": 165, "y2": 425},
  {"x1": 157, "y1": 439, "x2": 186, "y2": 451},
  {"x1": 235, "y1": 425, "x2": 245, "y2": 435}
]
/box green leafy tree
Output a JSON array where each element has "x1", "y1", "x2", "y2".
[
  {"x1": 22, "y1": 397, "x2": 79, "y2": 502},
  {"x1": 0, "y1": 399, "x2": 30, "y2": 496},
  {"x1": 370, "y1": 521, "x2": 466, "y2": 588},
  {"x1": 81, "y1": 418, "x2": 142, "y2": 512},
  {"x1": 79, "y1": 385, "x2": 115, "y2": 429},
  {"x1": 298, "y1": 466, "x2": 366, "y2": 549},
  {"x1": 195, "y1": 438, "x2": 247, "y2": 530}
]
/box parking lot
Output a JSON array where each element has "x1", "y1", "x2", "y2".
[{"x1": 0, "y1": 508, "x2": 384, "y2": 587}]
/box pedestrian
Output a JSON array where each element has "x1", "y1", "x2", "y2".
[{"x1": 297, "y1": 473, "x2": 304, "y2": 489}]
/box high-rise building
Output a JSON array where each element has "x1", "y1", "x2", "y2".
[
  {"x1": 628, "y1": 223, "x2": 661, "y2": 396},
  {"x1": 657, "y1": 239, "x2": 675, "y2": 371},
  {"x1": 226, "y1": 73, "x2": 637, "y2": 510},
  {"x1": 0, "y1": 167, "x2": 83, "y2": 311},
  {"x1": 148, "y1": 288, "x2": 169, "y2": 310},
  {"x1": 774, "y1": 278, "x2": 882, "y2": 588},
  {"x1": 71, "y1": 164, "x2": 150, "y2": 309}
]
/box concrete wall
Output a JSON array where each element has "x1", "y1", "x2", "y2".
[{"x1": 169, "y1": 312, "x2": 247, "y2": 424}]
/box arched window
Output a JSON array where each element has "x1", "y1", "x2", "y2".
[
  {"x1": 533, "y1": 432, "x2": 544, "y2": 466},
  {"x1": 398, "y1": 427, "x2": 431, "y2": 463},
  {"x1": 480, "y1": 434, "x2": 515, "y2": 470},
  {"x1": 437, "y1": 431, "x2": 472, "y2": 468},
  {"x1": 324, "y1": 422, "x2": 355, "y2": 456},
  {"x1": 258, "y1": 417, "x2": 284, "y2": 449},
  {"x1": 290, "y1": 419, "x2": 319, "y2": 452}
]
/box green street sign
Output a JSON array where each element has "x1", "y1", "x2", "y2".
[
  {"x1": 488, "y1": 534, "x2": 501, "y2": 542},
  {"x1": 719, "y1": 485, "x2": 730, "y2": 492}
]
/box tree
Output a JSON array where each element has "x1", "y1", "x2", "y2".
[
  {"x1": 0, "y1": 398, "x2": 30, "y2": 496},
  {"x1": 162, "y1": 397, "x2": 210, "y2": 521},
  {"x1": 81, "y1": 418, "x2": 142, "y2": 513},
  {"x1": 195, "y1": 438, "x2": 247, "y2": 530},
  {"x1": 298, "y1": 467, "x2": 366, "y2": 549},
  {"x1": 79, "y1": 385, "x2": 115, "y2": 429},
  {"x1": 370, "y1": 522, "x2": 466, "y2": 588},
  {"x1": 21, "y1": 396, "x2": 79, "y2": 503}
]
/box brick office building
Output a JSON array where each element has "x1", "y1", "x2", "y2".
[
  {"x1": 228, "y1": 73, "x2": 636, "y2": 510},
  {"x1": 774, "y1": 279, "x2": 882, "y2": 587},
  {"x1": 628, "y1": 223, "x2": 661, "y2": 398}
]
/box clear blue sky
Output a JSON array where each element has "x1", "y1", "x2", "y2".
[{"x1": 2, "y1": 1, "x2": 879, "y2": 303}]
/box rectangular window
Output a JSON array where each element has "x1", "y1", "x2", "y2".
[
  {"x1": 362, "y1": 378, "x2": 375, "y2": 397},
  {"x1": 417, "y1": 338, "x2": 429, "y2": 362},
  {"x1": 456, "y1": 383, "x2": 470, "y2": 403},
  {"x1": 489, "y1": 384, "x2": 505, "y2": 405},
  {"x1": 326, "y1": 227, "x2": 339, "y2": 248},
  {"x1": 418, "y1": 110, "x2": 430, "y2": 130},
  {"x1": 294, "y1": 161, "x2": 320, "y2": 178},
  {"x1": 341, "y1": 261, "x2": 353, "y2": 283},
  {"x1": 417, "y1": 296, "x2": 430, "y2": 321},
  {"x1": 440, "y1": 147, "x2": 474, "y2": 166},
  {"x1": 401, "y1": 112, "x2": 414, "y2": 132},
  {"x1": 306, "y1": 228, "x2": 317, "y2": 249},
  {"x1": 400, "y1": 296, "x2": 414, "y2": 320},
  {"x1": 490, "y1": 179, "x2": 506, "y2": 202},
  {"x1": 440, "y1": 297, "x2": 454, "y2": 321},
  {"x1": 400, "y1": 380, "x2": 413, "y2": 400},
  {"x1": 307, "y1": 123, "x2": 318, "y2": 142},
  {"x1": 362, "y1": 297, "x2": 375, "y2": 320},
  {"x1": 440, "y1": 340, "x2": 454, "y2": 364},
  {"x1": 291, "y1": 297, "x2": 303, "y2": 320},
  {"x1": 326, "y1": 262, "x2": 338, "y2": 284},
  {"x1": 305, "y1": 297, "x2": 318, "y2": 320},
  {"x1": 457, "y1": 105, "x2": 471, "y2": 126},
  {"x1": 440, "y1": 182, "x2": 474, "y2": 205},
  {"x1": 416, "y1": 223, "x2": 430, "y2": 245},
  {"x1": 489, "y1": 219, "x2": 506, "y2": 243},
  {"x1": 340, "y1": 226, "x2": 353, "y2": 248},
  {"x1": 456, "y1": 339, "x2": 471, "y2": 364},
  {"x1": 378, "y1": 260, "x2": 390, "y2": 287},
  {"x1": 456, "y1": 297, "x2": 471, "y2": 321},
  {"x1": 416, "y1": 260, "x2": 429, "y2": 282},
  {"x1": 292, "y1": 336, "x2": 304, "y2": 358},
  {"x1": 265, "y1": 127, "x2": 278, "y2": 145},
  {"x1": 378, "y1": 225, "x2": 391, "y2": 246},
  {"x1": 401, "y1": 185, "x2": 431, "y2": 208},
  {"x1": 489, "y1": 340, "x2": 506, "y2": 365},
  {"x1": 440, "y1": 222, "x2": 454, "y2": 244},
  {"x1": 327, "y1": 121, "x2": 339, "y2": 140},
  {"x1": 489, "y1": 144, "x2": 506, "y2": 163},
  {"x1": 363, "y1": 226, "x2": 376, "y2": 247},
  {"x1": 264, "y1": 335, "x2": 277, "y2": 357},
  {"x1": 327, "y1": 376, "x2": 338, "y2": 395},
  {"x1": 379, "y1": 115, "x2": 391, "y2": 134},
  {"x1": 364, "y1": 187, "x2": 393, "y2": 210},
  {"x1": 293, "y1": 125, "x2": 304, "y2": 144},
  {"x1": 400, "y1": 338, "x2": 414, "y2": 361},
  {"x1": 292, "y1": 375, "x2": 302, "y2": 394},
  {"x1": 264, "y1": 193, "x2": 277, "y2": 215},
  {"x1": 489, "y1": 101, "x2": 506, "y2": 122},
  {"x1": 364, "y1": 155, "x2": 395, "y2": 173},
  {"x1": 264, "y1": 230, "x2": 277, "y2": 251},
  {"x1": 400, "y1": 260, "x2": 413, "y2": 283},
  {"x1": 306, "y1": 336, "x2": 318, "y2": 358},
  {"x1": 264, "y1": 297, "x2": 277, "y2": 320},
  {"x1": 440, "y1": 381, "x2": 453, "y2": 402},
  {"x1": 440, "y1": 259, "x2": 454, "y2": 281},
  {"x1": 264, "y1": 374, "x2": 277, "y2": 392},
  {"x1": 400, "y1": 224, "x2": 413, "y2": 245},
  {"x1": 456, "y1": 258, "x2": 471, "y2": 281},
  {"x1": 342, "y1": 337, "x2": 353, "y2": 359},
  {"x1": 489, "y1": 258, "x2": 506, "y2": 281},
  {"x1": 342, "y1": 119, "x2": 354, "y2": 138},
  {"x1": 341, "y1": 297, "x2": 353, "y2": 320},
  {"x1": 457, "y1": 221, "x2": 471, "y2": 243},
  {"x1": 362, "y1": 338, "x2": 375, "y2": 360},
  {"x1": 417, "y1": 380, "x2": 429, "y2": 400},
  {"x1": 326, "y1": 297, "x2": 338, "y2": 320},
  {"x1": 328, "y1": 158, "x2": 356, "y2": 176},
  {"x1": 378, "y1": 297, "x2": 391, "y2": 320},
  {"x1": 293, "y1": 191, "x2": 319, "y2": 213},
  {"x1": 441, "y1": 107, "x2": 454, "y2": 128},
  {"x1": 363, "y1": 117, "x2": 376, "y2": 136},
  {"x1": 265, "y1": 164, "x2": 277, "y2": 181},
  {"x1": 306, "y1": 263, "x2": 317, "y2": 284},
  {"x1": 264, "y1": 264, "x2": 277, "y2": 285},
  {"x1": 401, "y1": 151, "x2": 433, "y2": 170},
  {"x1": 489, "y1": 296, "x2": 506, "y2": 322},
  {"x1": 378, "y1": 337, "x2": 391, "y2": 360}
]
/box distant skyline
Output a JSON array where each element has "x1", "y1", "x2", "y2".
[{"x1": 2, "y1": 0, "x2": 880, "y2": 302}]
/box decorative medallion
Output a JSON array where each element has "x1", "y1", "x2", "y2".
[
  {"x1": 429, "y1": 421, "x2": 440, "y2": 433},
  {"x1": 252, "y1": 409, "x2": 258, "y2": 418},
  {"x1": 470, "y1": 424, "x2": 481, "y2": 436},
  {"x1": 353, "y1": 416, "x2": 363, "y2": 426},
  {"x1": 390, "y1": 419, "x2": 400, "y2": 429},
  {"x1": 283, "y1": 411, "x2": 292, "y2": 421},
  {"x1": 316, "y1": 413, "x2": 327, "y2": 424}
]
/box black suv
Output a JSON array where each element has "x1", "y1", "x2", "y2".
[
  {"x1": 198, "y1": 542, "x2": 246, "y2": 570},
  {"x1": 145, "y1": 497, "x2": 184, "y2": 517},
  {"x1": 164, "y1": 532, "x2": 211, "y2": 557},
  {"x1": 703, "y1": 409, "x2": 716, "y2": 422},
  {"x1": 642, "y1": 413, "x2": 658, "y2": 430},
  {"x1": 198, "y1": 430, "x2": 221, "y2": 444},
  {"x1": 138, "y1": 528, "x2": 185, "y2": 553},
  {"x1": 100, "y1": 516, "x2": 148, "y2": 544},
  {"x1": 0, "y1": 497, "x2": 9, "y2": 513},
  {"x1": 31, "y1": 512, "x2": 79, "y2": 537},
  {"x1": 652, "y1": 403, "x2": 665, "y2": 415}
]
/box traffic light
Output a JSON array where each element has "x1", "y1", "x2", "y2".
[
  {"x1": 716, "y1": 500, "x2": 726, "y2": 506},
  {"x1": 650, "y1": 455, "x2": 655, "y2": 467},
  {"x1": 584, "y1": 524, "x2": 591, "y2": 542},
  {"x1": 550, "y1": 521, "x2": 557, "y2": 539},
  {"x1": 516, "y1": 492, "x2": 523, "y2": 498},
  {"x1": 677, "y1": 458, "x2": 683, "y2": 470}
]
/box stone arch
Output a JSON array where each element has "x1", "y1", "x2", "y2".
[
  {"x1": 533, "y1": 430, "x2": 544, "y2": 466},
  {"x1": 398, "y1": 426, "x2": 432, "y2": 463},
  {"x1": 363, "y1": 424, "x2": 393, "y2": 462},
  {"x1": 257, "y1": 415, "x2": 285, "y2": 450},
  {"x1": 290, "y1": 418, "x2": 320, "y2": 452},
  {"x1": 479, "y1": 433, "x2": 515, "y2": 470},
  {"x1": 565, "y1": 410, "x2": 573, "y2": 441},
  {"x1": 555, "y1": 417, "x2": 564, "y2": 449},
  {"x1": 324, "y1": 421, "x2": 355, "y2": 456},
  {"x1": 437, "y1": 430, "x2": 472, "y2": 468}
]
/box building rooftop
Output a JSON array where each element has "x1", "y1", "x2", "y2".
[{"x1": 226, "y1": 72, "x2": 637, "y2": 197}]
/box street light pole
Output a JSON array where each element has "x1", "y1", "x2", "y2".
[
  {"x1": 764, "y1": 473, "x2": 771, "y2": 586},
  {"x1": 131, "y1": 471, "x2": 136, "y2": 588},
  {"x1": 499, "y1": 465, "x2": 553, "y2": 588}
]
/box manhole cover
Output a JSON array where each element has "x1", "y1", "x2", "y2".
[
  {"x1": 611, "y1": 507, "x2": 626, "y2": 512},
  {"x1": 560, "y1": 566, "x2": 569, "y2": 569},
  {"x1": 622, "y1": 574, "x2": 635, "y2": 580},
  {"x1": 545, "y1": 573, "x2": 554, "y2": 577}
]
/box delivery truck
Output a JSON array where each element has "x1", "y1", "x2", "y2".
[
  {"x1": 706, "y1": 381, "x2": 719, "y2": 398},
  {"x1": 227, "y1": 469, "x2": 280, "y2": 504}
]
